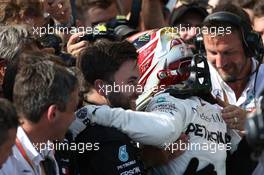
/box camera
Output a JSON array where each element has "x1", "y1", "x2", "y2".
[
  {"x1": 36, "y1": 34, "x2": 76, "y2": 66},
  {"x1": 245, "y1": 96, "x2": 264, "y2": 154},
  {"x1": 37, "y1": 33, "x2": 62, "y2": 55},
  {"x1": 80, "y1": 15, "x2": 138, "y2": 42}
]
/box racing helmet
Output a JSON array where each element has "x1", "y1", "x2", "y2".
[{"x1": 131, "y1": 27, "x2": 212, "y2": 110}]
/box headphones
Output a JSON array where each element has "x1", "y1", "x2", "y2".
[
  {"x1": 195, "y1": 11, "x2": 264, "y2": 110},
  {"x1": 195, "y1": 11, "x2": 264, "y2": 62}
]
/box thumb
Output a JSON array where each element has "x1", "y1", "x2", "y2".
[{"x1": 215, "y1": 96, "x2": 229, "y2": 108}]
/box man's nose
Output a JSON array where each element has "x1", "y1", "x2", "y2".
[{"x1": 215, "y1": 54, "x2": 228, "y2": 68}]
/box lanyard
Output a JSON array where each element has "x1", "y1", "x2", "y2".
[
  {"x1": 15, "y1": 138, "x2": 57, "y2": 175},
  {"x1": 15, "y1": 138, "x2": 37, "y2": 174}
]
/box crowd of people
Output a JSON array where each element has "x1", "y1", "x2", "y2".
[{"x1": 1, "y1": 0, "x2": 264, "y2": 175}]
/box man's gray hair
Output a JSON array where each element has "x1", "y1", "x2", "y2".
[{"x1": 0, "y1": 25, "x2": 31, "y2": 62}]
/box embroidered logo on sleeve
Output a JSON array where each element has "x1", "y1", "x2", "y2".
[
  {"x1": 118, "y1": 145, "x2": 129, "y2": 162},
  {"x1": 76, "y1": 108, "x2": 88, "y2": 119}
]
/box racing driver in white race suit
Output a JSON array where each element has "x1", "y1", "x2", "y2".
[{"x1": 70, "y1": 27, "x2": 238, "y2": 175}]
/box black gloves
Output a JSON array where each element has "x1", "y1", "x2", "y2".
[{"x1": 183, "y1": 158, "x2": 217, "y2": 175}]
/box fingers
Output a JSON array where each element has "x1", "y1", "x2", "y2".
[
  {"x1": 184, "y1": 158, "x2": 216, "y2": 175},
  {"x1": 221, "y1": 106, "x2": 240, "y2": 119},
  {"x1": 69, "y1": 41, "x2": 87, "y2": 52},
  {"x1": 183, "y1": 158, "x2": 199, "y2": 175},
  {"x1": 67, "y1": 40, "x2": 87, "y2": 54},
  {"x1": 67, "y1": 32, "x2": 85, "y2": 46},
  {"x1": 224, "y1": 118, "x2": 236, "y2": 125},
  {"x1": 224, "y1": 118, "x2": 238, "y2": 129},
  {"x1": 222, "y1": 108, "x2": 246, "y2": 130},
  {"x1": 216, "y1": 100, "x2": 247, "y2": 130},
  {"x1": 215, "y1": 97, "x2": 239, "y2": 128},
  {"x1": 215, "y1": 96, "x2": 229, "y2": 108},
  {"x1": 221, "y1": 104, "x2": 239, "y2": 113},
  {"x1": 197, "y1": 164, "x2": 216, "y2": 175},
  {"x1": 67, "y1": 33, "x2": 88, "y2": 57},
  {"x1": 71, "y1": 47, "x2": 86, "y2": 58},
  {"x1": 223, "y1": 107, "x2": 246, "y2": 120}
]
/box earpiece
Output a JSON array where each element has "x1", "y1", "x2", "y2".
[{"x1": 195, "y1": 11, "x2": 264, "y2": 62}]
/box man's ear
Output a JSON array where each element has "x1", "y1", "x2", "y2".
[
  {"x1": 47, "y1": 105, "x2": 57, "y2": 122},
  {"x1": 94, "y1": 79, "x2": 107, "y2": 97}
]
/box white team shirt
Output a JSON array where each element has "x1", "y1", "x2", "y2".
[
  {"x1": 70, "y1": 93, "x2": 235, "y2": 175},
  {"x1": 0, "y1": 127, "x2": 59, "y2": 175},
  {"x1": 209, "y1": 58, "x2": 264, "y2": 112},
  {"x1": 145, "y1": 93, "x2": 229, "y2": 175},
  {"x1": 207, "y1": 59, "x2": 264, "y2": 174}
]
